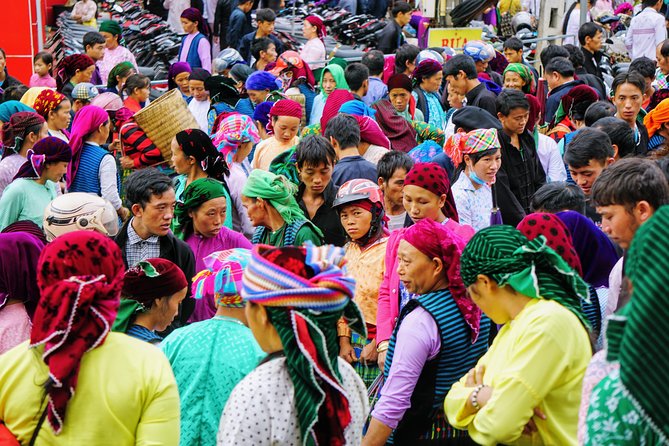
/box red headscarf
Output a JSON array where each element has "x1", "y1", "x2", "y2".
[
  {"x1": 14, "y1": 136, "x2": 73, "y2": 180},
  {"x1": 517, "y1": 213, "x2": 583, "y2": 276},
  {"x1": 412, "y1": 59, "x2": 443, "y2": 86},
  {"x1": 371, "y1": 99, "x2": 416, "y2": 152},
  {"x1": 354, "y1": 115, "x2": 391, "y2": 149},
  {"x1": 33, "y1": 89, "x2": 68, "y2": 120},
  {"x1": 305, "y1": 16, "x2": 326, "y2": 41},
  {"x1": 405, "y1": 162, "x2": 459, "y2": 222},
  {"x1": 31, "y1": 231, "x2": 125, "y2": 434},
  {"x1": 525, "y1": 94, "x2": 542, "y2": 132},
  {"x1": 67, "y1": 105, "x2": 110, "y2": 187},
  {"x1": 320, "y1": 89, "x2": 354, "y2": 130},
  {"x1": 267, "y1": 99, "x2": 302, "y2": 134},
  {"x1": 56, "y1": 54, "x2": 95, "y2": 92},
  {"x1": 402, "y1": 218, "x2": 481, "y2": 341},
  {"x1": 122, "y1": 258, "x2": 188, "y2": 305},
  {"x1": 1, "y1": 111, "x2": 45, "y2": 157}
]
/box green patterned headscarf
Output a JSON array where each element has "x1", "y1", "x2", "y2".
[
  {"x1": 242, "y1": 170, "x2": 307, "y2": 225},
  {"x1": 174, "y1": 178, "x2": 228, "y2": 238},
  {"x1": 319, "y1": 64, "x2": 348, "y2": 98},
  {"x1": 503, "y1": 63, "x2": 534, "y2": 94},
  {"x1": 107, "y1": 61, "x2": 134, "y2": 89},
  {"x1": 619, "y1": 205, "x2": 669, "y2": 440},
  {"x1": 460, "y1": 225, "x2": 589, "y2": 327}
]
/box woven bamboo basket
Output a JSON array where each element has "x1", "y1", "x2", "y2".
[{"x1": 133, "y1": 89, "x2": 200, "y2": 162}]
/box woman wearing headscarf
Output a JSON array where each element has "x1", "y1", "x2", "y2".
[
  {"x1": 376, "y1": 163, "x2": 474, "y2": 370},
  {"x1": 309, "y1": 63, "x2": 348, "y2": 125},
  {"x1": 371, "y1": 98, "x2": 418, "y2": 153},
  {"x1": 517, "y1": 212, "x2": 607, "y2": 348},
  {"x1": 206, "y1": 75, "x2": 240, "y2": 134},
  {"x1": 229, "y1": 64, "x2": 254, "y2": 97},
  {"x1": 0, "y1": 137, "x2": 71, "y2": 231},
  {"x1": 33, "y1": 89, "x2": 71, "y2": 142},
  {"x1": 252, "y1": 99, "x2": 302, "y2": 171},
  {"x1": 300, "y1": 16, "x2": 327, "y2": 70},
  {"x1": 0, "y1": 231, "x2": 179, "y2": 444},
  {"x1": 332, "y1": 180, "x2": 388, "y2": 390},
  {"x1": 168, "y1": 61, "x2": 192, "y2": 101},
  {"x1": 584, "y1": 206, "x2": 669, "y2": 444},
  {"x1": 218, "y1": 244, "x2": 369, "y2": 445},
  {"x1": 444, "y1": 225, "x2": 591, "y2": 446},
  {"x1": 106, "y1": 61, "x2": 136, "y2": 97},
  {"x1": 365, "y1": 219, "x2": 489, "y2": 446},
  {"x1": 447, "y1": 128, "x2": 503, "y2": 232},
  {"x1": 242, "y1": 169, "x2": 323, "y2": 247},
  {"x1": 188, "y1": 68, "x2": 212, "y2": 131},
  {"x1": 502, "y1": 63, "x2": 535, "y2": 94},
  {"x1": 412, "y1": 59, "x2": 446, "y2": 128},
  {"x1": 112, "y1": 258, "x2": 188, "y2": 343},
  {"x1": 253, "y1": 101, "x2": 274, "y2": 140},
  {"x1": 388, "y1": 73, "x2": 423, "y2": 121},
  {"x1": 547, "y1": 84, "x2": 599, "y2": 142},
  {"x1": 270, "y1": 51, "x2": 317, "y2": 123},
  {"x1": 236, "y1": 71, "x2": 283, "y2": 118},
  {"x1": 643, "y1": 97, "x2": 669, "y2": 151},
  {"x1": 161, "y1": 249, "x2": 265, "y2": 446},
  {"x1": 174, "y1": 178, "x2": 252, "y2": 321},
  {"x1": 0, "y1": 111, "x2": 47, "y2": 196},
  {"x1": 55, "y1": 54, "x2": 95, "y2": 98},
  {"x1": 170, "y1": 128, "x2": 233, "y2": 230},
  {"x1": 0, "y1": 100, "x2": 33, "y2": 125},
  {"x1": 178, "y1": 8, "x2": 212, "y2": 72},
  {"x1": 20, "y1": 87, "x2": 52, "y2": 109},
  {"x1": 0, "y1": 232, "x2": 44, "y2": 354},
  {"x1": 98, "y1": 20, "x2": 138, "y2": 83},
  {"x1": 212, "y1": 113, "x2": 260, "y2": 238},
  {"x1": 68, "y1": 105, "x2": 127, "y2": 221}
]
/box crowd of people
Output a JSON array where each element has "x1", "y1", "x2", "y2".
[{"x1": 1, "y1": 0, "x2": 669, "y2": 444}]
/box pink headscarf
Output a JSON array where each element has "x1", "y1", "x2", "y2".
[
  {"x1": 67, "y1": 105, "x2": 110, "y2": 187},
  {"x1": 354, "y1": 115, "x2": 391, "y2": 149}
]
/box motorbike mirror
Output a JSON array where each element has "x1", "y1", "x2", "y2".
[{"x1": 113, "y1": 4, "x2": 123, "y2": 13}]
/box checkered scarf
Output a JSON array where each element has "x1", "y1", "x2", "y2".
[
  {"x1": 212, "y1": 113, "x2": 260, "y2": 167},
  {"x1": 444, "y1": 128, "x2": 501, "y2": 166}
]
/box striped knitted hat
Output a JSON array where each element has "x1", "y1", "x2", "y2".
[{"x1": 192, "y1": 249, "x2": 251, "y2": 308}]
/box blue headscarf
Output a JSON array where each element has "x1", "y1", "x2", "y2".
[
  {"x1": 0, "y1": 101, "x2": 34, "y2": 122},
  {"x1": 246, "y1": 71, "x2": 282, "y2": 92},
  {"x1": 252, "y1": 101, "x2": 275, "y2": 129},
  {"x1": 339, "y1": 100, "x2": 376, "y2": 118}
]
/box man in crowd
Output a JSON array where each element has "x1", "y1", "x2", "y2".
[{"x1": 443, "y1": 54, "x2": 497, "y2": 116}]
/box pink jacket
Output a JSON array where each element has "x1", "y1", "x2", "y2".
[{"x1": 376, "y1": 219, "x2": 475, "y2": 343}]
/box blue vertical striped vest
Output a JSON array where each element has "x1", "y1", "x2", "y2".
[
  {"x1": 384, "y1": 289, "x2": 490, "y2": 443},
  {"x1": 251, "y1": 220, "x2": 309, "y2": 246},
  {"x1": 70, "y1": 143, "x2": 120, "y2": 196},
  {"x1": 178, "y1": 33, "x2": 206, "y2": 69}
]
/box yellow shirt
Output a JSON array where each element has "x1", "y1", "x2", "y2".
[
  {"x1": 444, "y1": 299, "x2": 591, "y2": 446},
  {"x1": 0, "y1": 333, "x2": 180, "y2": 445}
]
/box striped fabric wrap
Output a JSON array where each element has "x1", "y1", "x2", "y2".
[
  {"x1": 242, "y1": 243, "x2": 367, "y2": 446},
  {"x1": 192, "y1": 249, "x2": 251, "y2": 308}
]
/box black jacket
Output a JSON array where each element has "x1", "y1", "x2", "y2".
[
  {"x1": 297, "y1": 182, "x2": 347, "y2": 247},
  {"x1": 214, "y1": 0, "x2": 233, "y2": 49},
  {"x1": 115, "y1": 219, "x2": 196, "y2": 326},
  {"x1": 376, "y1": 20, "x2": 404, "y2": 54},
  {"x1": 238, "y1": 31, "x2": 284, "y2": 62},
  {"x1": 465, "y1": 83, "x2": 497, "y2": 116},
  {"x1": 575, "y1": 68, "x2": 607, "y2": 101},
  {"x1": 581, "y1": 47, "x2": 604, "y2": 80}
]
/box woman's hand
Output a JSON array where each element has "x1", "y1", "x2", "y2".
[
  {"x1": 359, "y1": 339, "x2": 378, "y2": 366},
  {"x1": 464, "y1": 365, "x2": 493, "y2": 413},
  {"x1": 119, "y1": 156, "x2": 134, "y2": 170},
  {"x1": 522, "y1": 407, "x2": 547, "y2": 436},
  {"x1": 339, "y1": 337, "x2": 357, "y2": 363},
  {"x1": 377, "y1": 349, "x2": 387, "y2": 371}
]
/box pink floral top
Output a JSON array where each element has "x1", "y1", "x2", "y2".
[
  {"x1": 98, "y1": 46, "x2": 138, "y2": 85},
  {"x1": 0, "y1": 303, "x2": 31, "y2": 355}
]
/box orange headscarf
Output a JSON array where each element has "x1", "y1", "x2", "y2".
[{"x1": 644, "y1": 97, "x2": 669, "y2": 138}]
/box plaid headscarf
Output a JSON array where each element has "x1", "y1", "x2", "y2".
[
  {"x1": 403, "y1": 218, "x2": 481, "y2": 342},
  {"x1": 444, "y1": 128, "x2": 501, "y2": 166},
  {"x1": 319, "y1": 64, "x2": 348, "y2": 98},
  {"x1": 14, "y1": 136, "x2": 72, "y2": 180},
  {"x1": 212, "y1": 113, "x2": 261, "y2": 166},
  {"x1": 644, "y1": 97, "x2": 669, "y2": 138},
  {"x1": 1, "y1": 111, "x2": 45, "y2": 156},
  {"x1": 242, "y1": 170, "x2": 308, "y2": 225},
  {"x1": 242, "y1": 243, "x2": 365, "y2": 446},
  {"x1": 405, "y1": 162, "x2": 459, "y2": 222},
  {"x1": 619, "y1": 205, "x2": 669, "y2": 440},
  {"x1": 33, "y1": 89, "x2": 68, "y2": 120},
  {"x1": 31, "y1": 231, "x2": 125, "y2": 434},
  {"x1": 174, "y1": 178, "x2": 228, "y2": 237},
  {"x1": 192, "y1": 249, "x2": 251, "y2": 308},
  {"x1": 113, "y1": 258, "x2": 188, "y2": 333},
  {"x1": 460, "y1": 225, "x2": 590, "y2": 327},
  {"x1": 503, "y1": 63, "x2": 535, "y2": 94}
]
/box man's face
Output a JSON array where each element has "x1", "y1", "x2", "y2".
[
  {"x1": 585, "y1": 30, "x2": 603, "y2": 53},
  {"x1": 445, "y1": 71, "x2": 468, "y2": 95},
  {"x1": 568, "y1": 159, "x2": 609, "y2": 196},
  {"x1": 546, "y1": 71, "x2": 562, "y2": 91},
  {"x1": 613, "y1": 83, "x2": 644, "y2": 125},
  {"x1": 475, "y1": 59, "x2": 489, "y2": 74},
  {"x1": 86, "y1": 43, "x2": 105, "y2": 61},
  {"x1": 298, "y1": 162, "x2": 333, "y2": 195},
  {"x1": 503, "y1": 48, "x2": 523, "y2": 64},
  {"x1": 597, "y1": 204, "x2": 641, "y2": 249},
  {"x1": 396, "y1": 11, "x2": 412, "y2": 27},
  {"x1": 258, "y1": 20, "x2": 275, "y2": 36},
  {"x1": 135, "y1": 189, "x2": 177, "y2": 237},
  {"x1": 657, "y1": 46, "x2": 669, "y2": 75},
  {"x1": 498, "y1": 107, "x2": 529, "y2": 136},
  {"x1": 379, "y1": 168, "x2": 408, "y2": 209}
]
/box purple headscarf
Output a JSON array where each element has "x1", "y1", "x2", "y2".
[
  {"x1": 181, "y1": 8, "x2": 208, "y2": 35},
  {"x1": 0, "y1": 232, "x2": 45, "y2": 317},
  {"x1": 556, "y1": 210, "x2": 621, "y2": 288},
  {"x1": 168, "y1": 62, "x2": 192, "y2": 91},
  {"x1": 14, "y1": 137, "x2": 72, "y2": 180}
]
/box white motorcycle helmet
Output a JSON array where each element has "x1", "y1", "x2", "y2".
[{"x1": 43, "y1": 193, "x2": 119, "y2": 242}]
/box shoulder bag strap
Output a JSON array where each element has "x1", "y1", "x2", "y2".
[{"x1": 29, "y1": 406, "x2": 48, "y2": 446}]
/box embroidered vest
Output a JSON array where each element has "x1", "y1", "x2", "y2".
[{"x1": 384, "y1": 288, "x2": 490, "y2": 443}]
